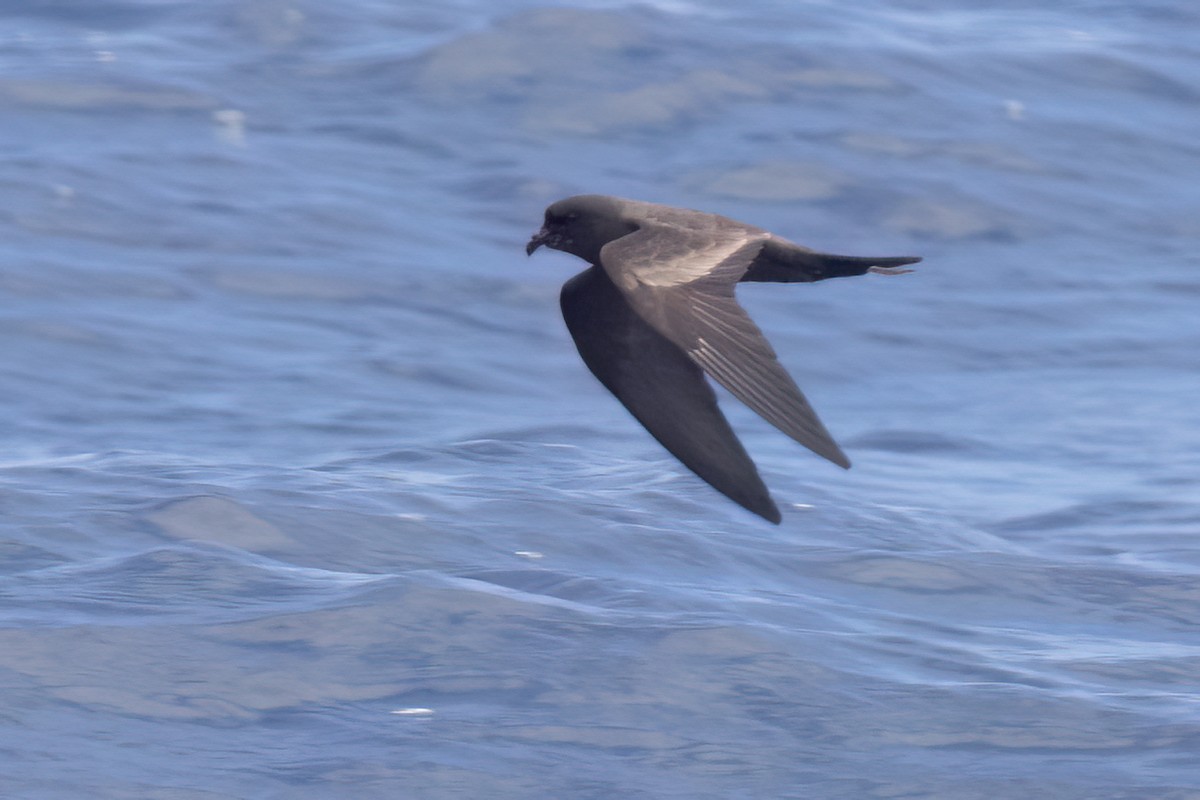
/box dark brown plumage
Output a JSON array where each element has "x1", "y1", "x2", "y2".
[{"x1": 528, "y1": 195, "x2": 918, "y2": 523}]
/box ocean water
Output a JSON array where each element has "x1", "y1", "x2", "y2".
[{"x1": 2, "y1": 0, "x2": 1199, "y2": 797}]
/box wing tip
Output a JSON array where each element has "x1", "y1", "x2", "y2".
[
  {"x1": 811, "y1": 441, "x2": 851, "y2": 470},
  {"x1": 748, "y1": 497, "x2": 782, "y2": 524},
  {"x1": 721, "y1": 482, "x2": 781, "y2": 524}
]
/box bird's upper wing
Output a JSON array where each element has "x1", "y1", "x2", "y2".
[
  {"x1": 560, "y1": 266, "x2": 781, "y2": 523},
  {"x1": 599, "y1": 219, "x2": 851, "y2": 469},
  {"x1": 600, "y1": 206, "x2": 766, "y2": 290}
]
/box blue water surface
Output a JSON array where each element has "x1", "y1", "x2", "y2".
[{"x1": 2, "y1": 1, "x2": 1199, "y2": 797}]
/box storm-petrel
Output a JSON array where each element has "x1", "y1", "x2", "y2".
[{"x1": 527, "y1": 195, "x2": 919, "y2": 523}]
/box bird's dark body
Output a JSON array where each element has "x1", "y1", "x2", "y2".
[{"x1": 529, "y1": 195, "x2": 919, "y2": 523}]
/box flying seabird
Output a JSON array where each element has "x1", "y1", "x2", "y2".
[{"x1": 527, "y1": 194, "x2": 919, "y2": 523}]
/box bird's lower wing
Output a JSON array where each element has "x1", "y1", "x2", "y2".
[
  {"x1": 560, "y1": 267, "x2": 780, "y2": 523},
  {"x1": 641, "y1": 282, "x2": 851, "y2": 469}
]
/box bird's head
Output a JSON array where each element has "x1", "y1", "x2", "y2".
[{"x1": 526, "y1": 195, "x2": 638, "y2": 264}]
